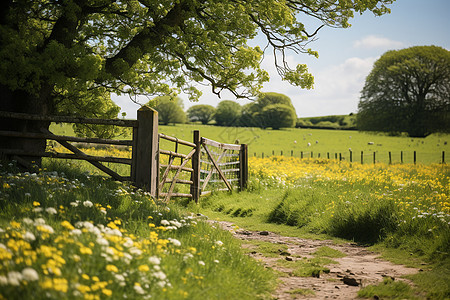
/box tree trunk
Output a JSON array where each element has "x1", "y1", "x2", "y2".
[{"x1": 0, "y1": 84, "x2": 52, "y2": 169}]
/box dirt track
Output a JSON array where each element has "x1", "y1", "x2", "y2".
[{"x1": 213, "y1": 221, "x2": 419, "y2": 299}]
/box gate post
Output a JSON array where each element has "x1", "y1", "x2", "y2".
[
  {"x1": 132, "y1": 106, "x2": 159, "y2": 196},
  {"x1": 239, "y1": 144, "x2": 248, "y2": 191},
  {"x1": 191, "y1": 130, "x2": 201, "y2": 203}
]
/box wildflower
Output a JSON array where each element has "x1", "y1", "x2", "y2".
[
  {"x1": 70, "y1": 202, "x2": 79, "y2": 207},
  {"x1": 214, "y1": 260, "x2": 220, "y2": 263},
  {"x1": 168, "y1": 238, "x2": 181, "y2": 247},
  {"x1": 160, "y1": 220, "x2": 170, "y2": 226},
  {"x1": 134, "y1": 283, "x2": 145, "y2": 294},
  {"x1": 0, "y1": 275, "x2": 8, "y2": 285},
  {"x1": 33, "y1": 201, "x2": 40, "y2": 206},
  {"x1": 23, "y1": 231, "x2": 36, "y2": 242},
  {"x1": 138, "y1": 265, "x2": 150, "y2": 272},
  {"x1": 79, "y1": 247, "x2": 93, "y2": 255},
  {"x1": 83, "y1": 200, "x2": 93, "y2": 207},
  {"x1": 7, "y1": 271, "x2": 22, "y2": 286},
  {"x1": 45, "y1": 207, "x2": 57, "y2": 215},
  {"x1": 70, "y1": 229, "x2": 82, "y2": 235},
  {"x1": 148, "y1": 256, "x2": 161, "y2": 265},
  {"x1": 61, "y1": 220, "x2": 75, "y2": 230},
  {"x1": 215, "y1": 240, "x2": 224, "y2": 246},
  {"x1": 106, "y1": 264, "x2": 119, "y2": 273},
  {"x1": 36, "y1": 224, "x2": 54, "y2": 234},
  {"x1": 10, "y1": 220, "x2": 21, "y2": 228},
  {"x1": 102, "y1": 289, "x2": 113, "y2": 296},
  {"x1": 153, "y1": 271, "x2": 167, "y2": 280},
  {"x1": 198, "y1": 261, "x2": 205, "y2": 266},
  {"x1": 21, "y1": 268, "x2": 39, "y2": 281}
]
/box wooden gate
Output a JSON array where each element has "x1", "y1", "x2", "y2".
[{"x1": 158, "y1": 130, "x2": 248, "y2": 203}]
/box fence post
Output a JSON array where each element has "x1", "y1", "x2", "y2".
[
  {"x1": 239, "y1": 144, "x2": 248, "y2": 191},
  {"x1": 191, "y1": 130, "x2": 201, "y2": 203},
  {"x1": 373, "y1": 152, "x2": 376, "y2": 164},
  {"x1": 132, "y1": 106, "x2": 159, "y2": 196},
  {"x1": 301, "y1": 151, "x2": 303, "y2": 159},
  {"x1": 443, "y1": 151, "x2": 445, "y2": 164},
  {"x1": 389, "y1": 152, "x2": 392, "y2": 164},
  {"x1": 414, "y1": 151, "x2": 416, "y2": 164},
  {"x1": 401, "y1": 151, "x2": 403, "y2": 164},
  {"x1": 361, "y1": 151, "x2": 364, "y2": 164},
  {"x1": 349, "y1": 150, "x2": 352, "y2": 162}
]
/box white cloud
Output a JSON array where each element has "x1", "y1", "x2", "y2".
[{"x1": 353, "y1": 35, "x2": 404, "y2": 49}]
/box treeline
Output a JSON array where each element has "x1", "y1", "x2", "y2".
[{"x1": 147, "y1": 92, "x2": 355, "y2": 130}]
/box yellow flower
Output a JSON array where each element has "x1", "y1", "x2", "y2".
[
  {"x1": 3, "y1": 182, "x2": 11, "y2": 189},
  {"x1": 105, "y1": 264, "x2": 118, "y2": 273},
  {"x1": 33, "y1": 201, "x2": 40, "y2": 206},
  {"x1": 10, "y1": 220, "x2": 21, "y2": 228},
  {"x1": 102, "y1": 289, "x2": 113, "y2": 296},
  {"x1": 61, "y1": 220, "x2": 75, "y2": 230},
  {"x1": 80, "y1": 246, "x2": 93, "y2": 255},
  {"x1": 82, "y1": 274, "x2": 90, "y2": 280},
  {"x1": 138, "y1": 264, "x2": 150, "y2": 272}
]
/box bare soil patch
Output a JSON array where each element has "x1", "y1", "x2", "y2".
[{"x1": 212, "y1": 221, "x2": 419, "y2": 299}]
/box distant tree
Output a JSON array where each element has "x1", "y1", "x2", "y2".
[
  {"x1": 261, "y1": 104, "x2": 297, "y2": 129},
  {"x1": 215, "y1": 101, "x2": 242, "y2": 126},
  {"x1": 357, "y1": 46, "x2": 450, "y2": 137},
  {"x1": 187, "y1": 105, "x2": 216, "y2": 124},
  {"x1": 147, "y1": 96, "x2": 186, "y2": 125},
  {"x1": 240, "y1": 92, "x2": 297, "y2": 129}
]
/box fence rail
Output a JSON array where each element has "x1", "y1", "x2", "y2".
[
  {"x1": 253, "y1": 149, "x2": 446, "y2": 164},
  {"x1": 0, "y1": 107, "x2": 248, "y2": 202}
]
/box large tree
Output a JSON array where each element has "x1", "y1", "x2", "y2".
[
  {"x1": 214, "y1": 100, "x2": 242, "y2": 126},
  {"x1": 0, "y1": 0, "x2": 394, "y2": 166},
  {"x1": 357, "y1": 46, "x2": 450, "y2": 137},
  {"x1": 147, "y1": 96, "x2": 186, "y2": 125},
  {"x1": 187, "y1": 104, "x2": 215, "y2": 124}
]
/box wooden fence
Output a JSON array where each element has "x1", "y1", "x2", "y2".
[
  {"x1": 254, "y1": 149, "x2": 446, "y2": 164},
  {"x1": 0, "y1": 106, "x2": 248, "y2": 202}
]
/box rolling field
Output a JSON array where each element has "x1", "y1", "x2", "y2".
[{"x1": 50, "y1": 122, "x2": 450, "y2": 165}]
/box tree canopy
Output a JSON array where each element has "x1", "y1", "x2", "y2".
[
  {"x1": 187, "y1": 105, "x2": 216, "y2": 125},
  {"x1": 240, "y1": 92, "x2": 297, "y2": 129},
  {"x1": 147, "y1": 96, "x2": 186, "y2": 125},
  {"x1": 357, "y1": 46, "x2": 450, "y2": 137},
  {"x1": 215, "y1": 100, "x2": 242, "y2": 126},
  {"x1": 0, "y1": 0, "x2": 395, "y2": 166}
]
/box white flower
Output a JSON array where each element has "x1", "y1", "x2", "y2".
[
  {"x1": 215, "y1": 240, "x2": 223, "y2": 246},
  {"x1": 70, "y1": 202, "x2": 79, "y2": 207},
  {"x1": 22, "y1": 218, "x2": 33, "y2": 225},
  {"x1": 70, "y1": 229, "x2": 82, "y2": 235},
  {"x1": 39, "y1": 224, "x2": 54, "y2": 234},
  {"x1": 23, "y1": 231, "x2": 36, "y2": 242},
  {"x1": 34, "y1": 218, "x2": 46, "y2": 225},
  {"x1": 33, "y1": 207, "x2": 43, "y2": 213},
  {"x1": 134, "y1": 284, "x2": 145, "y2": 294},
  {"x1": 45, "y1": 207, "x2": 57, "y2": 215},
  {"x1": 198, "y1": 261, "x2": 205, "y2": 266},
  {"x1": 7, "y1": 271, "x2": 22, "y2": 286},
  {"x1": 96, "y1": 237, "x2": 109, "y2": 246},
  {"x1": 22, "y1": 268, "x2": 39, "y2": 281},
  {"x1": 153, "y1": 271, "x2": 167, "y2": 280},
  {"x1": 24, "y1": 193, "x2": 31, "y2": 197},
  {"x1": 129, "y1": 247, "x2": 142, "y2": 256},
  {"x1": 160, "y1": 220, "x2": 170, "y2": 226},
  {"x1": 83, "y1": 200, "x2": 93, "y2": 207},
  {"x1": 0, "y1": 275, "x2": 8, "y2": 286},
  {"x1": 170, "y1": 220, "x2": 182, "y2": 228},
  {"x1": 148, "y1": 256, "x2": 161, "y2": 265},
  {"x1": 123, "y1": 238, "x2": 134, "y2": 248},
  {"x1": 167, "y1": 238, "x2": 181, "y2": 247},
  {"x1": 183, "y1": 253, "x2": 193, "y2": 261},
  {"x1": 213, "y1": 260, "x2": 219, "y2": 264}
]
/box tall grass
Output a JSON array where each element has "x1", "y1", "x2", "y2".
[
  {"x1": 0, "y1": 160, "x2": 275, "y2": 299},
  {"x1": 199, "y1": 157, "x2": 450, "y2": 298}
]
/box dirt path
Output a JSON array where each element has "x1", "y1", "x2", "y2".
[{"x1": 212, "y1": 221, "x2": 419, "y2": 299}]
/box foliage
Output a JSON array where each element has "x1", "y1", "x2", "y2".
[
  {"x1": 187, "y1": 105, "x2": 216, "y2": 124},
  {"x1": 199, "y1": 156, "x2": 450, "y2": 298},
  {"x1": 214, "y1": 100, "x2": 242, "y2": 126},
  {"x1": 260, "y1": 104, "x2": 297, "y2": 129},
  {"x1": 147, "y1": 96, "x2": 186, "y2": 125},
  {"x1": 357, "y1": 46, "x2": 450, "y2": 137},
  {"x1": 240, "y1": 92, "x2": 297, "y2": 129},
  {"x1": 297, "y1": 114, "x2": 356, "y2": 130},
  {"x1": 0, "y1": 161, "x2": 276, "y2": 299},
  {"x1": 358, "y1": 277, "x2": 417, "y2": 299}
]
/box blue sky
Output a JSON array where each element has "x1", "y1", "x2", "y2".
[{"x1": 113, "y1": 0, "x2": 450, "y2": 119}]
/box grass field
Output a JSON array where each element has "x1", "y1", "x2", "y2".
[{"x1": 50, "y1": 123, "x2": 450, "y2": 165}]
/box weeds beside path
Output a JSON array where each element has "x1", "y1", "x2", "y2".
[{"x1": 211, "y1": 220, "x2": 421, "y2": 300}]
